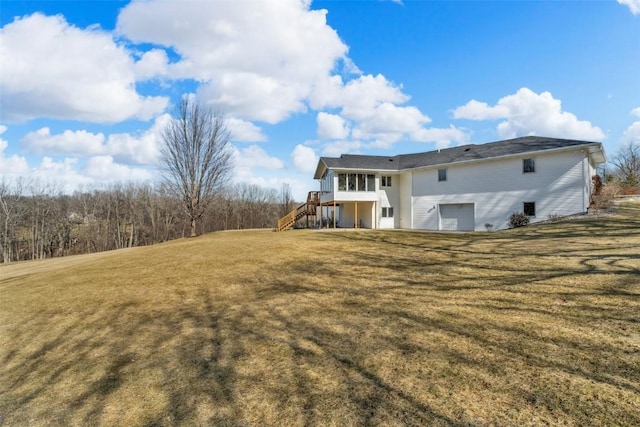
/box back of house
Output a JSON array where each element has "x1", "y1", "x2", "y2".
[{"x1": 312, "y1": 136, "x2": 606, "y2": 231}]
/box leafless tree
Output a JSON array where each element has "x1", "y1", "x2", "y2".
[
  {"x1": 280, "y1": 183, "x2": 293, "y2": 216},
  {"x1": 159, "y1": 98, "x2": 234, "y2": 237},
  {"x1": 610, "y1": 141, "x2": 640, "y2": 190}
]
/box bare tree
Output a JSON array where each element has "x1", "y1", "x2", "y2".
[
  {"x1": 610, "y1": 141, "x2": 640, "y2": 190},
  {"x1": 159, "y1": 98, "x2": 234, "y2": 237},
  {"x1": 280, "y1": 183, "x2": 293, "y2": 216}
]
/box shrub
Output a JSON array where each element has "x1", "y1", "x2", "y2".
[
  {"x1": 508, "y1": 212, "x2": 530, "y2": 228},
  {"x1": 484, "y1": 223, "x2": 494, "y2": 232}
]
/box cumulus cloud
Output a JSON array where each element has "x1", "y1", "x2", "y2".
[
  {"x1": 322, "y1": 140, "x2": 363, "y2": 157},
  {"x1": 226, "y1": 118, "x2": 267, "y2": 142},
  {"x1": 21, "y1": 128, "x2": 106, "y2": 156},
  {"x1": 0, "y1": 126, "x2": 30, "y2": 175},
  {"x1": 234, "y1": 145, "x2": 284, "y2": 171},
  {"x1": 117, "y1": 0, "x2": 349, "y2": 123},
  {"x1": 453, "y1": 87, "x2": 605, "y2": 141},
  {"x1": 411, "y1": 126, "x2": 470, "y2": 149},
  {"x1": 618, "y1": 0, "x2": 640, "y2": 14},
  {"x1": 0, "y1": 13, "x2": 168, "y2": 123},
  {"x1": 20, "y1": 115, "x2": 169, "y2": 166},
  {"x1": 84, "y1": 156, "x2": 153, "y2": 181},
  {"x1": 621, "y1": 107, "x2": 640, "y2": 143},
  {"x1": 317, "y1": 113, "x2": 350, "y2": 139},
  {"x1": 291, "y1": 145, "x2": 319, "y2": 173}
]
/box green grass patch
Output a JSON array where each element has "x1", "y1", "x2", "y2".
[{"x1": 1, "y1": 205, "x2": 639, "y2": 426}]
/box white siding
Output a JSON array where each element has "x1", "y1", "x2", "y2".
[
  {"x1": 399, "y1": 172, "x2": 412, "y2": 228},
  {"x1": 412, "y1": 149, "x2": 590, "y2": 231}
]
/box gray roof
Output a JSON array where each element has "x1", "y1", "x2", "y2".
[{"x1": 314, "y1": 136, "x2": 605, "y2": 179}]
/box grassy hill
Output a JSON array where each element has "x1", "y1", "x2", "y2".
[{"x1": 1, "y1": 205, "x2": 639, "y2": 426}]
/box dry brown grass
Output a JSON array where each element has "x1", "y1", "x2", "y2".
[{"x1": 1, "y1": 204, "x2": 639, "y2": 426}]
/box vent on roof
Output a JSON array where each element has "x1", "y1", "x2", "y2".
[
  {"x1": 388, "y1": 158, "x2": 393, "y2": 161},
  {"x1": 464, "y1": 147, "x2": 471, "y2": 152}
]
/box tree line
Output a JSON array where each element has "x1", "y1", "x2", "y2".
[{"x1": 0, "y1": 180, "x2": 294, "y2": 263}]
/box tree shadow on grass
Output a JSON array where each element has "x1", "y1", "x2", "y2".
[{"x1": 1, "y1": 208, "x2": 639, "y2": 426}]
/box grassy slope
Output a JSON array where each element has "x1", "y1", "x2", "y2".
[{"x1": 1, "y1": 205, "x2": 639, "y2": 426}]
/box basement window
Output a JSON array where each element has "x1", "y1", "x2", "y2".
[
  {"x1": 438, "y1": 168, "x2": 447, "y2": 182},
  {"x1": 523, "y1": 158, "x2": 535, "y2": 173},
  {"x1": 524, "y1": 202, "x2": 536, "y2": 217}
]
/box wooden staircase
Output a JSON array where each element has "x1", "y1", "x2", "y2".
[{"x1": 276, "y1": 191, "x2": 320, "y2": 231}]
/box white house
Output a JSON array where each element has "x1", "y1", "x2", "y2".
[{"x1": 311, "y1": 136, "x2": 606, "y2": 231}]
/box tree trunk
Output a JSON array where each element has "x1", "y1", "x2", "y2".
[{"x1": 190, "y1": 217, "x2": 197, "y2": 237}]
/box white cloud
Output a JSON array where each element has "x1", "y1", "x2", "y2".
[
  {"x1": 351, "y1": 102, "x2": 430, "y2": 148},
  {"x1": 20, "y1": 115, "x2": 169, "y2": 166},
  {"x1": 226, "y1": 118, "x2": 267, "y2": 142},
  {"x1": 317, "y1": 113, "x2": 350, "y2": 139},
  {"x1": 134, "y1": 48, "x2": 170, "y2": 81},
  {"x1": 618, "y1": 0, "x2": 640, "y2": 15},
  {"x1": 291, "y1": 144, "x2": 319, "y2": 173},
  {"x1": 0, "y1": 126, "x2": 30, "y2": 175},
  {"x1": 312, "y1": 74, "x2": 465, "y2": 148},
  {"x1": 322, "y1": 140, "x2": 363, "y2": 157},
  {"x1": 622, "y1": 107, "x2": 640, "y2": 143},
  {"x1": 453, "y1": 87, "x2": 605, "y2": 141},
  {"x1": 117, "y1": 0, "x2": 349, "y2": 123},
  {"x1": 84, "y1": 156, "x2": 153, "y2": 181},
  {"x1": 22, "y1": 128, "x2": 106, "y2": 156},
  {"x1": 0, "y1": 13, "x2": 168, "y2": 123},
  {"x1": 411, "y1": 126, "x2": 470, "y2": 149},
  {"x1": 234, "y1": 145, "x2": 284, "y2": 171}
]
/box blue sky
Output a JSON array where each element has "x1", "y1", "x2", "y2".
[{"x1": 1, "y1": 0, "x2": 639, "y2": 200}]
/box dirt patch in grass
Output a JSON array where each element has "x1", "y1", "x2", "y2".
[{"x1": 1, "y1": 204, "x2": 639, "y2": 426}]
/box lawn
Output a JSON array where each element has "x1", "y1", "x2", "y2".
[{"x1": 1, "y1": 204, "x2": 639, "y2": 426}]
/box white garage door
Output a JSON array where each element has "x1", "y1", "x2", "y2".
[{"x1": 439, "y1": 203, "x2": 475, "y2": 231}]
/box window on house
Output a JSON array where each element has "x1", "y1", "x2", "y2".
[
  {"x1": 338, "y1": 173, "x2": 346, "y2": 191},
  {"x1": 358, "y1": 174, "x2": 366, "y2": 191},
  {"x1": 367, "y1": 174, "x2": 375, "y2": 191},
  {"x1": 382, "y1": 207, "x2": 394, "y2": 218},
  {"x1": 524, "y1": 202, "x2": 536, "y2": 217},
  {"x1": 523, "y1": 158, "x2": 535, "y2": 173},
  {"x1": 382, "y1": 176, "x2": 392, "y2": 187},
  {"x1": 438, "y1": 168, "x2": 447, "y2": 182},
  {"x1": 348, "y1": 174, "x2": 356, "y2": 191}
]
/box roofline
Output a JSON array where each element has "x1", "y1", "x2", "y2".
[
  {"x1": 404, "y1": 142, "x2": 606, "y2": 172},
  {"x1": 315, "y1": 141, "x2": 605, "y2": 177}
]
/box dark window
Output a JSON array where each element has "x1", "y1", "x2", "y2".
[
  {"x1": 524, "y1": 202, "x2": 536, "y2": 216},
  {"x1": 382, "y1": 207, "x2": 394, "y2": 218},
  {"x1": 438, "y1": 168, "x2": 447, "y2": 182},
  {"x1": 382, "y1": 176, "x2": 392, "y2": 187},
  {"x1": 338, "y1": 174, "x2": 346, "y2": 191},
  {"x1": 358, "y1": 174, "x2": 366, "y2": 191},
  {"x1": 348, "y1": 174, "x2": 356, "y2": 191},
  {"x1": 523, "y1": 158, "x2": 535, "y2": 173}
]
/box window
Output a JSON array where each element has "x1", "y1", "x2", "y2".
[
  {"x1": 382, "y1": 176, "x2": 392, "y2": 187},
  {"x1": 382, "y1": 207, "x2": 394, "y2": 218},
  {"x1": 438, "y1": 168, "x2": 447, "y2": 182},
  {"x1": 523, "y1": 158, "x2": 535, "y2": 173},
  {"x1": 358, "y1": 174, "x2": 366, "y2": 191},
  {"x1": 523, "y1": 202, "x2": 536, "y2": 217},
  {"x1": 337, "y1": 173, "x2": 376, "y2": 192},
  {"x1": 367, "y1": 174, "x2": 375, "y2": 191},
  {"x1": 338, "y1": 174, "x2": 346, "y2": 191},
  {"x1": 348, "y1": 174, "x2": 356, "y2": 191}
]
